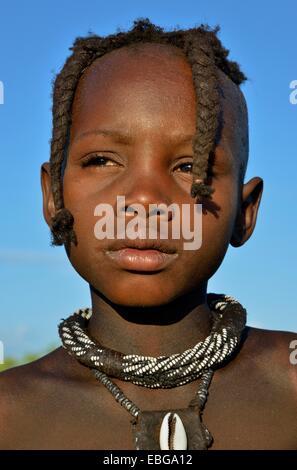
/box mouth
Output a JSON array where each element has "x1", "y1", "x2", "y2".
[{"x1": 104, "y1": 241, "x2": 179, "y2": 272}]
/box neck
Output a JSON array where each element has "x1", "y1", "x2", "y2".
[{"x1": 88, "y1": 284, "x2": 212, "y2": 357}]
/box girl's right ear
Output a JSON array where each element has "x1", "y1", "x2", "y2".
[{"x1": 41, "y1": 162, "x2": 56, "y2": 227}]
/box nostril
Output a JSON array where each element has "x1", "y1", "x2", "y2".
[
  {"x1": 118, "y1": 202, "x2": 174, "y2": 220},
  {"x1": 124, "y1": 205, "x2": 138, "y2": 215},
  {"x1": 149, "y1": 207, "x2": 165, "y2": 216},
  {"x1": 149, "y1": 205, "x2": 174, "y2": 221}
]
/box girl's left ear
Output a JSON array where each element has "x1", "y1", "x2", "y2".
[{"x1": 230, "y1": 177, "x2": 264, "y2": 247}]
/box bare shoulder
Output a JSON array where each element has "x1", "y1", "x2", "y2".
[
  {"x1": 0, "y1": 347, "x2": 68, "y2": 397},
  {"x1": 238, "y1": 326, "x2": 297, "y2": 406},
  {"x1": 204, "y1": 326, "x2": 297, "y2": 449},
  {"x1": 244, "y1": 326, "x2": 297, "y2": 365},
  {"x1": 242, "y1": 326, "x2": 296, "y2": 374},
  {"x1": 0, "y1": 347, "x2": 84, "y2": 449}
]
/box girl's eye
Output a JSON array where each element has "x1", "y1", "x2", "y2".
[
  {"x1": 175, "y1": 161, "x2": 193, "y2": 174},
  {"x1": 81, "y1": 154, "x2": 118, "y2": 167}
]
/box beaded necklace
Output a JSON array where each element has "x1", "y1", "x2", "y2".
[{"x1": 59, "y1": 293, "x2": 247, "y2": 450}]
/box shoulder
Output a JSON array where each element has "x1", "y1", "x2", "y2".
[
  {"x1": 238, "y1": 326, "x2": 297, "y2": 412},
  {"x1": 243, "y1": 326, "x2": 297, "y2": 368},
  {"x1": 241, "y1": 326, "x2": 297, "y2": 378},
  {"x1": 207, "y1": 327, "x2": 297, "y2": 449},
  {"x1": 217, "y1": 326, "x2": 297, "y2": 418},
  {"x1": 0, "y1": 358, "x2": 40, "y2": 448},
  {"x1": 0, "y1": 347, "x2": 84, "y2": 449},
  {"x1": 0, "y1": 346, "x2": 68, "y2": 397}
]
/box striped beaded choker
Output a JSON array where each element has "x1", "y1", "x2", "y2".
[{"x1": 58, "y1": 293, "x2": 247, "y2": 450}]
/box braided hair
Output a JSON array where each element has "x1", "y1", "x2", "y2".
[{"x1": 49, "y1": 18, "x2": 247, "y2": 246}]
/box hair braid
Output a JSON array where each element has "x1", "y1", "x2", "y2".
[
  {"x1": 50, "y1": 50, "x2": 98, "y2": 245},
  {"x1": 48, "y1": 18, "x2": 247, "y2": 246},
  {"x1": 183, "y1": 34, "x2": 220, "y2": 198}
]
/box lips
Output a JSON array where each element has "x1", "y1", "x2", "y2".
[{"x1": 104, "y1": 242, "x2": 178, "y2": 272}]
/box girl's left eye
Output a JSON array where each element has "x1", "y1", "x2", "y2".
[
  {"x1": 175, "y1": 162, "x2": 193, "y2": 173},
  {"x1": 81, "y1": 154, "x2": 118, "y2": 167}
]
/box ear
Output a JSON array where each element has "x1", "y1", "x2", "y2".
[
  {"x1": 230, "y1": 177, "x2": 264, "y2": 247},
  {"x1": 41, "y1": 162, "x2": 56, "y2": 227}
]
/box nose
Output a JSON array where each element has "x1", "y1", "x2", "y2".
[{"x1": 115, "y1": 173, "x2": 174, "y2": 222}]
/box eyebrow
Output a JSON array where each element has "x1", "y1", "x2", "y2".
[{"x1": 72, "y1": 128, "x2": 195, "y2": 146}]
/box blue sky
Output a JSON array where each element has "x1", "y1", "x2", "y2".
[{"x1": 0, "y1": 0, "x2": 296, "y2": 359}]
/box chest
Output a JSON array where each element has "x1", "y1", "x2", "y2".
[{"x1": 14, "y1": 381, "x2": 295, "y2": 450}]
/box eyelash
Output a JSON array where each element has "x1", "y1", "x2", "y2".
[
  {"x1": 175, "y1": 162, "x2": 193, "y2": 174},
  {"x1": 82, "y1": 154, "x2": 195, "y2": 173},
  {"x1": 81, "y1": 155, "x2": 118, "y2": 168}
]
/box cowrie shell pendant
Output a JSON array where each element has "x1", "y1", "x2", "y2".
[
  {"x1": 131, "y1": 408, "x2": 211, "y2": 450},
  {"x1": 159, "y1": 412, "x2": 187, "y2": 450}
]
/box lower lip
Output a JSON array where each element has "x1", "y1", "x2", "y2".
[{"x1": 105, "y1": 248, "x2": 178, "y2": 272}]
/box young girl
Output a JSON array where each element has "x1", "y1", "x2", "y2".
[{"x1": 0, "y1": 18, "x2": 296, "y2": 450}]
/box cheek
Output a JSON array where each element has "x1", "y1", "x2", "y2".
[
  {"x1": 199, "y1": 178, "x2": 239, "y2": 275},
  {"x1": 180, "y1": 177, "x2": 239, "y2": 284},
  {"x1": 62, "y1": 171, "x2": 110, "y2": 280},
  {"x1": 63, "y1": 169, "x2": 110, "y2": 243}
]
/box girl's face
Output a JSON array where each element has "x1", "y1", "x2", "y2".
[{"x1": 44, "y1": 43, "x2": 262, "y2": 307}]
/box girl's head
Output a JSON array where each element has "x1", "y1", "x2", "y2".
[{"x1": 41, "y1": 18, "x2": 263, "y2": 307}]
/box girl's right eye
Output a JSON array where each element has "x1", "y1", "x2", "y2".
[{"x1": 81, "y1": 154, "x2": 118, "y2": 167}]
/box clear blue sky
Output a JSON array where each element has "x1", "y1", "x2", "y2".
[{"x1": 0, "y1": 0, "x2": 296, "y2": 358}]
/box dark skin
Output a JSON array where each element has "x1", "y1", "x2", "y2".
[{"x1": 0, "y1": 43, "x2": 296, "y2": 450}]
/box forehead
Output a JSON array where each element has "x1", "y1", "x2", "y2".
[
  {"x1": 70, "y1": 43, "x2": 197, "y2": 142},
  {"x1": 70, "y1": 43, "x2": 247, "y2": 170}
]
